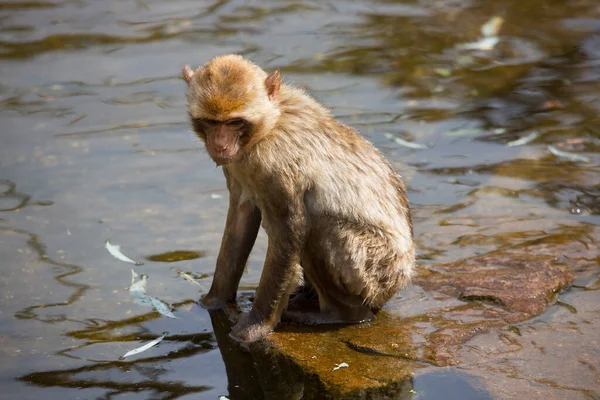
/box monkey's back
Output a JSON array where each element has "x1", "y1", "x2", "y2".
[{"x1": 258, "y1": 85, "x2": 416, "y2": 305}]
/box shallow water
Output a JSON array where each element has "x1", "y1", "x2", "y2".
[{"x1": 0, "y1": 0, "x2": 599, "y2": 399}]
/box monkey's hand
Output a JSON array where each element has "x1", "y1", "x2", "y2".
[{"x1": 229, "y1": 311, "x2": 273, "y2": 343}]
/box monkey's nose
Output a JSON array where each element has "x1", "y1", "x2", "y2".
[{"x1": 215, "y1": 144, "x2": 228, "y2": 152}]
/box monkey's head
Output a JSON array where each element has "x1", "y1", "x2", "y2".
[{"x1": 183, "y1": 54, "x2": 281, "y2": 166}]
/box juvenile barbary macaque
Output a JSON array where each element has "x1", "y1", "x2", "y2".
[{"x1": 183, "y1": 54, "x2": 415, "y2": 343}]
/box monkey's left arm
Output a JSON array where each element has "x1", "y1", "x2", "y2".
[{"x1": 230, "y1": 183, "x2": 308, "y2": 343}]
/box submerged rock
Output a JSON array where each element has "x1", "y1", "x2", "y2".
[
  {"x1": 413, "y1": 252, "x2": 572, "y2": 318},
  {"x1": 210, "y1": 240, "x2": 596, "y2": 398}
]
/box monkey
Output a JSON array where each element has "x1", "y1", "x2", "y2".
[{"x1": 182, "y1": 54, "x2": 415, "y2": 343}]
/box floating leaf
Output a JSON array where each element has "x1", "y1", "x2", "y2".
[
  {"x1": 174, "y1": 269, "x2": 204, "y2": 288},
  {"x1": 129, "y1": 270, "x2": 179, "y2": 319},
  {"x1": 445, "y1": 128, "x2": 485, "y2": 137},
  {"x1": 457, "y1": 55, "x2": 475, "y2": 66},
  {"x1": 548, "y1": 146, "x2": 590, "y2": 163},
  {"x1": 105, "y1": 240, "x2": 143, "y2": 265},
  {"x1": 507, "y1": 131, "x2": 540, "y2": 147},
  {"x1": 457, "y1": 36, "x2": 500, "y2": 51},
  {"x1": 434, "y1": 68, "x2": 452, "y2": 77},
  {"x1": 332, "y1": 362, "x2": 349, "y2": 371},
  {"x1": 149, "y1": 297, "x2": 178, "y2": 319},
  {"x1": 481, "y1": 16, "x2": 504, "y2": 37},
  {"x1": 384, "y1": 133, "x2": 428, "y2": 149},
  {"x1": 121, "y1": 334, "x2": 165, "y2": 359}
]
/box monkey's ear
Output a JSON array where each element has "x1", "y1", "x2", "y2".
[
  {"x1": 182, "y1": 65, "x2": 194, "y2": 85},
  {"x1": 265, "y1": 70, "x2": 281, "y2": 102}
]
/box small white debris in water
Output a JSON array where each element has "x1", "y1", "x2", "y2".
[
  {"x1": 121, "y1": 334, "x2": 165, "y2": 359},
  {"x1": 481, "y1": 16, "x2": 504, "y2": 38},
  {"x1": 458, "y1": 36, "x2": 499, "y2": 51},
  {"x1": 548, "y1": 146, "x2": 590, "y2": 163},
  {"x1": 506, "y1": 131, "x2": 540, "y2": 147},
  {"x1": 457, "y1": 16, "x2": 504, "y2": 51},
  {"x1": 332, "y1": 362, "x2": 349, "y2": 371},
  {"x1": 211, "y1": 193, "x2": 223, "y2": 199},
  {"x1": 105, "y1": 240, "x2": 144, "y2": 265},
  {"x1": 384, "y1": 133, "x2": 428, "y2": 150}
]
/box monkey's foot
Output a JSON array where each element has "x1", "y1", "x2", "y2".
[
  {"x1": 229, "y1": 312, "x2": 273, "y2": 343},
  {"x1": 287, "y1": 286, "x2": 320, "y2": 312}
]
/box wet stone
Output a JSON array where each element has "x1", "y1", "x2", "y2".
[
  {"x1": 211, "y1": 244, "x2": 584, "y2": 398},
  {"x1": 413, "y1": 252, "x2": 572, "y2": 317}
]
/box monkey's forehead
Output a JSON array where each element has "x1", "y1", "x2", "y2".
[
  {"x1": 187, "y1": 87, "x2": 270, "y2": 122},
  {"x1": 207, "y1": 89, "x2": 249, "y2": 115},
  {"x1": 187, "y1": 54, "x2": 270, "y2": 118},
  {"x1": 188, "y1": 83, "x2": 268, "y2": 118}
]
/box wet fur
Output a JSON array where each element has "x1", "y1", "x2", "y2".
[{"x1": 184, "y1": 54, "x2": 416, "y2": 342}]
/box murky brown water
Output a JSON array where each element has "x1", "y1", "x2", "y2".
[{"x1": 1, "y1": 0, "x2": 599, "y2": 399}]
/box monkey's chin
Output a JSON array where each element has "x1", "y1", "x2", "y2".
[{"x1": 212, "y1": 156, "x2": 235, "y2": 167}]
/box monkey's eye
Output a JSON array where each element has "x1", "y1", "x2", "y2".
[{"x1": 225, "y1": 118, "x2": 247, "y2": 128}]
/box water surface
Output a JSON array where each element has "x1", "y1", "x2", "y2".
[{"x1": 1, "y1": 0, "x2": 599, "y2": 399}]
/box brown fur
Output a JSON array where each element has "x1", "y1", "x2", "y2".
[{"x1": 183, "y1": 54, "x2": 416, "y2": 343}]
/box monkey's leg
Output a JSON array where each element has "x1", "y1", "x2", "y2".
[
  {"x1": 282, "y1": 253, "x2": 374, "y2": 325},
  {"x1": 285, "y1": 281, "x2": 320, "y2": 317},
  {"x1": 202, "y1": 198, "x2": 261, "y2": 309},
  {"x1": 287, "y1": 275, "x2": 319, "y2": 307},
  {"x1": 230, "y1": 245, "x2": 303, "y2": 343}
]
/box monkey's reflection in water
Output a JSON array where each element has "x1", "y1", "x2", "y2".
[
  {"x1": 208, "y1": 307, "x2": 415, "y2": 400},
  {"x1": 209, "y1": 308, "x2": 304, "y2": 400}
]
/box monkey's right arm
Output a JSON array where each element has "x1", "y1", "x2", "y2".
[
  {"x1": 201, "y1": 170, "x2": 261, "y2": 309},
  {"x1": 229, "y1": 183, "x2": 308, "y2": 342}
]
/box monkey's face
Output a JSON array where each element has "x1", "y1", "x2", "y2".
[
  {"x1": 192, "y1": 117, "x2": 252, "y2": 166},
  {"x1": 183, "y1": 55, "x2": 281, "y2": 166}
]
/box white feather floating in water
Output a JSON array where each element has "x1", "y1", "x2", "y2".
[
  {"x1": 547, "y1": 146, "x2": 590, "y2": 163},
  {"x1": 457, "y1": 16, "x2": 504, "y2": 51},
  {"x1": 506, "y1": 131, "x2": 540, "y2": 147},
  {"x1": 384, "y1": 133, "x2": 428, "y2": 150},
  {"x1": 445, "y1": 127, "x2": 485, "y2": 137},
  {"x1": 457, "y1": 37, "x2": 500, "y2": 51},
  {"x1": 332, "y1": 362, "x2": 349, "y2": 371},
  {"x1": 121, "y1": 334, "x2": 165, "y2": 359},
  {"x1": 481, "y1": 16, "x2": 504, "y2": 38},
  {"x1": 105, "y1": 240, "x2": 143, "y2": 265},
  {"x1": 129, "y1": 270, "x2": 179, "y2": 319}
]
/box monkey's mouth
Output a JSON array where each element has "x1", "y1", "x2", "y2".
[{"x1": 212, "y1": 155, "x2": 236, "y2": 166}]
